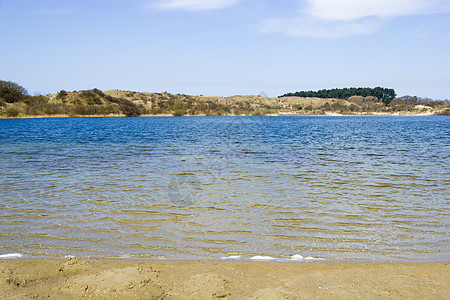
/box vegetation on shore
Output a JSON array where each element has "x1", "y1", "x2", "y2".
[
  {"x1": 1, "y1": 80, "x2": 449, "y2": 118},
  {"x1": 280, "y1": 87, "x2": 397, "y2": 106}
]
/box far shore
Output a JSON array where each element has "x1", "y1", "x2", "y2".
[
  {"x1": 1, "y1": 258, "x2": 448, "y2": 299},
  {"x1": 0, "y1": 112, "x2": 444, "y2": 120}
]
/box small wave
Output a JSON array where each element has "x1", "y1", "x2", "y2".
[
  {"x1": 249, "y1": 254, "x2": 325, "y2": 261},
  {"x1": 288, "y1": 254, "x2": 325, "y2": 261},
  {"x1": 250, "y1": 255, "x2": 275, "y2": 260},
  {"x1": 0, "y1": 253, "x2": 23, "y2": 259},
  {"x1": 220, "y1": 255, "x2": 241, "y2": 260}
]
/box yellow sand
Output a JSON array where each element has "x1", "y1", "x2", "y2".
[{"x1": 1, "y1": 258, "x2": 448, "y2": 299}]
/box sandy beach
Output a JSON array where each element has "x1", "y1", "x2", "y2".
[{"x1": 1, "y1": 258, "x2": 448, "y2": 299}]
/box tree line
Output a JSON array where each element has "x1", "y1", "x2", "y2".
[{"x1": 279, "y1": 87, "x2": 397, "y2": 105}]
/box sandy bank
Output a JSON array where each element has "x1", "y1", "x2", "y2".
[{"x1": 1, "y1": 259, "x2": 448, "y2": 299}]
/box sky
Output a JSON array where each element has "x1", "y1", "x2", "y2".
[{"x1": 1, "y1": 0, "x2": 449, "y2": 99}]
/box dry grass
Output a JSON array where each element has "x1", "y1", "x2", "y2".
[{"x1": 1, "y1": 89, "x2": 449, "y2": 118}]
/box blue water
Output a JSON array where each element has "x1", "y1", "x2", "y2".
[{"x1": 0, "y1": 116, "x2": 449, "y2": 261}]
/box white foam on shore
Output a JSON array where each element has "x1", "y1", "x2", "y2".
[
  {"x1": 1, "y1": 253, "x2": 324, "y2": 261},
  {"x1": 219, "y1": 254, "x2": 325, "y2": 261},
  {"x1": 220, "y1": 255, "x2": 241, "y2": 260},
  {"x1": 287, "y1": 254, "x2": 325, "y2": 261},
  {"x1": 247, "y1": 254, "x2": 325, "y2": 262},
  {"x1": 250, "y1": 255, "x2": 275, "y2": 260},
  {"x1": 290, "y1": 254, "x2": 305, "y2": 261},
  {"x1": 304, "y1": 256, "x2": 325, "y2": 261},
  {"x1": 0, "y1": 253, "x2": 23, "y2": 259}
]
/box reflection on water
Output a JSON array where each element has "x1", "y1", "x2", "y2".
[{"x1": 0, "y1": 116, "x2": 449, "y2": 261}]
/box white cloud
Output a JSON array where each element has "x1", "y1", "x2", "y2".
[
  {"x1": 155, "y1": 0, "x2": 241, "y2": 11},
  {"x1": 261, "y1": 17, "x2": 382, "y2": 39},
  {"x1": 261, "y1": 0, "x2": 450, "y2": 39},
  {"x1": 306, "y1": 0, "x2": 436, "y2": 21}
]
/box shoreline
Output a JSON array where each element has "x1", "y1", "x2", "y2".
[
  {"x1": 1, "y1": 258, "x2": 448, "y2": 299},
  {"x1": 1, "y1": 252, "x2": 449, "y2": 263},
  {"x1": 0, "y1": 112, "x2": 445, "y2": 119}
]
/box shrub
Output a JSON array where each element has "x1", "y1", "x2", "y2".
[
  {"x1": 363, "y1": 96, "x2": 378, "y2": 102},
  {"x1": 252, "y1": 110, "x2": 265, "y2": 116},
  {"x1": 24, "y1": 95, "x2": 48, "y2": 106},
  {"x1": 43, "y1": 103, "x2": 66, "y2": 115},
  {"x1": 348, "y1": 95, "x2": 364, "y2": 102},
  {"x1": 109, "y1": 97, "x2": 141, "y2": 117},
  {"x1": 5, "y1": 106, "x2": 20, "y2": 117},
  {"x1": 435, "y1": 108, "x2": 450, "y2": 116},
  {"x1": 121, "y1": 102, "x2": 141, "y2": 117},
  {"x1": 172, "y1": 99, "x2": 186, "y2": 116},
  {"x1": 0, "y1": 80, "x2": 28, "y2": 103},
  {"x1": 56, "y1": 90, "x2": 68, "y2": 101},
  {"x1": 349, "y1": 104, "x2": 359, "y2": 112},
  {"x1": 79, "y1": 90, "x2": 102, "y2": 105},
  {"x1": 92, "y1": 88, "x2": 105, "y2": 97},
  {"x1": 86, "y1": 97, "x2": 102, "y2": 105},
  {"x1": 173, "y1": 110, "x2": 185, "y2": 116}
]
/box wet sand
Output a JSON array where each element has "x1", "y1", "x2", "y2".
[{"x1": 1, "y1": 258, "x2": 448, "y2": 299}]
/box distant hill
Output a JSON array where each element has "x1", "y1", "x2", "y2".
[{"x1": 1, "y1": 80, "x2": 449, "y2": 118}]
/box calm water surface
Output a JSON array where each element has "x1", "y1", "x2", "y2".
[{"x1": 0, "y1": 116, "x2": 449, "y2": 261}]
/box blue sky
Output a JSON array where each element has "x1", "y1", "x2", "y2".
[{"x1": 1, "y1": 0, "x2": 449, "y2": 99}]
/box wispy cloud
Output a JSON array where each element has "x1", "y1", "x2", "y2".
[
  {"x1": 154, "y1": 0, "x2": 241, "y2": 11},
  {"x1": 261, "y1": 16, "x2": 382, "y2": 39},
  {"x1": 261, "y1": 0, "x2": 450, "y2": 39},
  {"x1": 306, "y1": 0, "x2": 439, "y2": 21}
]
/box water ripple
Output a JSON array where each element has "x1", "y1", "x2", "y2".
[{"x1": 0, "y1": 116, "x2": 449, "y2": 261}]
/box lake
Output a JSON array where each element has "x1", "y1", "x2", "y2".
[{"x1": 0, "y1": 116, "x2": 449, "y2": 261}]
